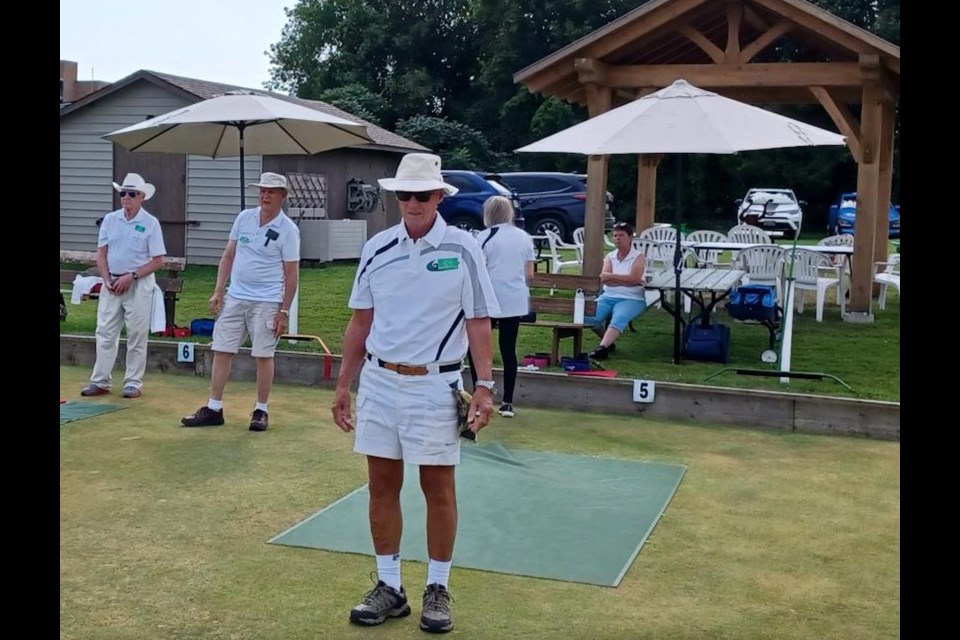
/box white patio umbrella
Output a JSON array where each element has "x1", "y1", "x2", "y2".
[
  {"x1": 517, "y1": 79, "x2": 846, "y2": 364},
  {"x1": 103, "y1": 91, "x2": 372, "y2": 210}
]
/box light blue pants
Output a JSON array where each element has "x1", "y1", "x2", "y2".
[{"x1": 585, "y1": 295, "x2": 648, "y2": 332}]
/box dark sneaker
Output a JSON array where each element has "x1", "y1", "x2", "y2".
[
  {"x1": 121, "y1": 386, "x2": 142, "y2": 398},
  {"x1": 499, "y1": 403, "x2": 515, "y2": 418},
  {"x1": 249, "y1": 409, "x2": 269, "y2": 432},
  {"x1": 589, "y1": 345, "x2": 609, "y2": 360},
  {"x1": 181, "y1": 406, "x2": 224, "y2": 427},
  {"x1": 349, "y1": 580, "x2": 411, "y2": 626},
  {"x1": 80, "y1": 383, "x2": 109, "y2": 397},
  {"x1": 420, "y1": 584, "x2": 454, "y2": 633}
]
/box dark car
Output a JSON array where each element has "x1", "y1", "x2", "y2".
[
  {"x1": 497, "y1": 172, "x2": 615, "y2": 242},
  {"x1": 438, "y1": 170, "x2": 523, "y2": 231}
]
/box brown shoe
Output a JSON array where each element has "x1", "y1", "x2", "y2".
[
  {"x1": 181, "y1": 406, "x2": 224, "y2": 427},
  {"x1": 249, "y1": 409, "x2": 269, "y2": 432}
]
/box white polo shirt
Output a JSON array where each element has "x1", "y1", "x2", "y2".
[
  {"x1": 475, "y1": 224, "x2": 534, "y2": 318},
  {"x1": 227, "y1": 207, "x2": 301, "y2": 303},
  {"x1": 349, "y1": 215, "x2": 500, "y2": 365},
  {"x1": 97, "y1": 208, "x2": 166, "y2": 274}
]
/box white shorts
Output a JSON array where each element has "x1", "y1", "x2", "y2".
[
  {"x1": 211, "y1": 296, "x2": 280, "y2": 357},
  {"x1": 354, "y1": 360, "x2": 463, "y2": 466}
]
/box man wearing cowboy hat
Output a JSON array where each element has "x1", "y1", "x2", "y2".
[
  {"x1": 181, "y1": 172, "x2": 300, "y2": 432},
  {"x1": 81, "y1": 173, "x2": 167, "y2": 399},
  {"x1": 332, "y1": 153, "x2": 499, "y2": 633}
]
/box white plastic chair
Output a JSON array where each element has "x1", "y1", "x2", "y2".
[
  {"x1": 736, "y1": 245, "x2": 785, "y2": 297},
  {"x1": 543, "y1": 229, "x2": 581, "y2": 274},
  {"x1": 638, "y1": 226, "x2": 681, "y2": 243},
  {"x1": 686, "y1": 229, "x2": 729, "y2": 267},
  {"x1": 783, "y1": 248, "x2": 844, "y2": 322},
  {"x1": 873, "y1": 253, "x2": 900, "y2": 310},
  {"x1": 727, "y1": 224, "x2": 773, "y2": 245}
]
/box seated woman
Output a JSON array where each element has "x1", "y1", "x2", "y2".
[{"x1": 586, "y1": 222, "x2": 648, "y2": 360}]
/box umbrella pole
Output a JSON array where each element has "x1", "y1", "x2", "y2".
[
  {"x1": 673, "y1": 157, "x2": 683, "y2": 364},
  {"x1": 239, "y1": 124, "x2": 247, "y2": 211}
]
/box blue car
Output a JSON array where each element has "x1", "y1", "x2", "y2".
[
  {"x1": 438, "y1": 170, "x2": 523, "y2": 231},
  {"x1": 827, "y1": 192, "x2": 900, "y2": 238}
]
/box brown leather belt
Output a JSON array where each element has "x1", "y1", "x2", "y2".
[{"x1": 366, "y1": 353, "x2": 461, "y2": 376}]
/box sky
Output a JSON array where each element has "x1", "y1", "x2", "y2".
[{"x1": 60, "y1": 0, "x2": 296, "y2": 91}]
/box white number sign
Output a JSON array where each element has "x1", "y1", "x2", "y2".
[{"x1": 632, "y1": 379, "x2": 656, "y2": 403}]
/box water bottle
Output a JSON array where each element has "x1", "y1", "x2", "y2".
[{"x1": 573, "y1": 288, "x2": 585, "y2": 325}]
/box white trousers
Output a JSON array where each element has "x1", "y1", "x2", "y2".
[{"x1": 89, "y1": 273, "x2": 156, "y2": 390}]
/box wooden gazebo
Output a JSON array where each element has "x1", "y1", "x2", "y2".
[{"x1": 514, "y1": 0, "x2": 899, "y2": 317}]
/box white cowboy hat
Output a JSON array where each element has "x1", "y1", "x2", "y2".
[
  {"x1": 112, "y1": 173, "x2": 156, "y2": 200},
  {"x1": 378, "y1": 153, "x2": 458, "y2": 195},
  {"x1": 247, "y1": 172, "x2": 289, "y2": 191}
]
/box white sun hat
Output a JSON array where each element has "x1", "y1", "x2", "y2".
[
  {"x1": 112, "y1": 173, "x2": 156, "y2": 200},
  {"x1": 378, "y1": 153, "x2": 458, "y2": 195}
]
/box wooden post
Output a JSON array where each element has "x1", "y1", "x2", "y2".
[
  {"x1": 583, "y1": 83, "x2": 612, "y2": 277},
  {"x1": 635, "y1": 153, "x2": 661, "y2": 232}
]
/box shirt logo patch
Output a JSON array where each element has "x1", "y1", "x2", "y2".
[
  {"x1": 239, "y1": 236, "x2": 251, "y2": 244},
  {"x1": 135, "y1": 224, "x2": 146, "y2": 233},
  {"x1": 427, "y1": 258, "x2": 459, "y2": 272}
]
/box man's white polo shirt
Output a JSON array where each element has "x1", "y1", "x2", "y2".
[
  {"x1": 98, "y1": 208, "x2": 166, "y2": 274},
  {"x1": 227, "y1": 207, "x2": 301, "y2": 303},
  {"x1": 349, "y1": 215, "x2": 500, "y2": 366}
]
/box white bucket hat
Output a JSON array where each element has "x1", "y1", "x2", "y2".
[
  {"x1": 248, "y1": 172, "x2": 289, "y2": 191},
  {"x1": 112, "y1": 173, "x2": 156, "y2": 200},
  {"x1": 378, "y1": 153, "x2": 458, "y2": 195}
]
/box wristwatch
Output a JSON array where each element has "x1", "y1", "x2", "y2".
[
  {"x1": 131, "y1": 271, "x2": 139, "y2": 280},
  {"x1": 475, "y1": 379, "x2": 497, "y2": 394}
]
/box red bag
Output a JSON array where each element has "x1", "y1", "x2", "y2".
[{"x1": 163, "y1": 325, "x2": 191, "y2": 338}]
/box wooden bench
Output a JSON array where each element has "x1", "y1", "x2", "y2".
[
  {"x1": 521, "y1": 273, "x2": 601, "y2": 365},
  {"x1": 60, "y1": 250, "x2": 187, "y2": 329}
]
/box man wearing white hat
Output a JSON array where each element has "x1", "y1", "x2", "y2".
[
  {"x1": 181, "y1": 172, "x2": 300, "y2": 432},
  {"x1": 332, "y1": 153, "x2": 499, "y2": 633},
  {"x1": 81, "y1": 173, "x2": 167, "y2": 399}
]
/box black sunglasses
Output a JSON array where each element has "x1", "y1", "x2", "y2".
[
  {"x1": 395, "y1": 191, "x2": 434, "y2": 202},
  {"x1": 119, "y1": 190, "x2": 141, "y2": 198}
]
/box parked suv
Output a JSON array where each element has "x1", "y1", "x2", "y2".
[
  {"x1": 735, "y1": 188, "x2": 805, "y2": 239},
  {"x1": 497, "y1": 172, "x2": 615, "y2": 242},
  {"x1": 438, "y1": 170, "x2": 523, "y2": 231}
]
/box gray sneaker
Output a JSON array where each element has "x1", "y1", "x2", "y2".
[
  {"x1": 349, "y1": 580, "x2": 411, "y2": 626},
  {"x1": 420, "y1": 583, "x2": 454, "y2": 634}
]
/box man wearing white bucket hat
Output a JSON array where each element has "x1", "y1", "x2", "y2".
[
  {"x1": 181, "y1": 172, "x2": 300, "y2": 432},
  {"x1": 81, "y1": 173, "x2": 167, "y2": 399},
  {"x1": 332, "y1": 153, "x2": 499, "y2": 633}
]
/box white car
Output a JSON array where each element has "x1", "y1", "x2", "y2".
[{"x1": 735, "y1": 188, "x2": 805, "y2": 239}]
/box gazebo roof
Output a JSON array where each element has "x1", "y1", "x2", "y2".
[{"x1": 514, "y1": 0, "x2": 899, "y2": 106}]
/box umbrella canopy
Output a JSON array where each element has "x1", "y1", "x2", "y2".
[
  {"x1": 103, "y1": 91, "x2": 372, "y2": 209},
  {"x1": 516, "y1": 79, "x2": 846, "y2": 364},
  {"x1": 516, "y1": 79, "x2": 846, "y2": 155}
]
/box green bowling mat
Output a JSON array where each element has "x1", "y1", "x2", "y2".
[
  {"x1": 271, "y1": 442, "x2": 685, "y2": 586},
  {"x1": 60, "y1": 400, "x2": 127, "y2": 426}
]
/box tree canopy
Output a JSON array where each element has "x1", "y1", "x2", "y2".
[{"x1": 268, "y1": 0, "x2": 900, "y2": 229}]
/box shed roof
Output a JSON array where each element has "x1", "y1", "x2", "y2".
[{"x1": 59, "y1": 70, "x2": 428, "y2": 154}]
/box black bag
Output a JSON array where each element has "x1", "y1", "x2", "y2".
[
  {"x1": 683, "y1": 323, "x2": 731, "y2": 364},
  {"x1": 727, "y1": 285, "x2": 778, "y2": 322}
]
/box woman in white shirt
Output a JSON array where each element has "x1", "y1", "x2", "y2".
[
  {"x1": 586, "y1": 221, "x2": 648, "y2": 360},
  {"x1": 470, "y1": 196, "x2": 535, "y2": 417}
]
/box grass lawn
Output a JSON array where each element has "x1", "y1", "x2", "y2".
[
  {"x1": 59, "y1": 365, "x2": 900, "y2": 640},
  {"x1": 61, "y1": 250, "x2": 900, "y2": 402}
]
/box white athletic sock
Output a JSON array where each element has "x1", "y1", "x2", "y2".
[
  {"x1": 255, "y1": 402, "x2": 269, "y2": 413},
  {"x1": 208, "y1": 399, "x2": 223, "y2": 411},
  {"x1": 376, "y1": 553, "x2": 402, "y2": 591},
  {"x1": 427, "y1": 559, "x2": 451, "y2": 588}
]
